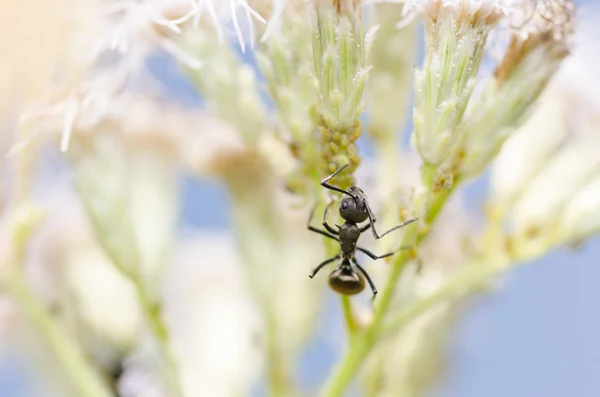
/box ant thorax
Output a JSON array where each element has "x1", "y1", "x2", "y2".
[{"x1": 338, "y1": 223, "x2": 360, "y2": 257}]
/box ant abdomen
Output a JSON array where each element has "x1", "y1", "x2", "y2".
[{"x1": 328, "y1": 266, "x2": 365, "y2": 295}]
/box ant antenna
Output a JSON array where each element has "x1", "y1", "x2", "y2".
[{"x1": 320, "y1": 164, "x2": 357, "y2": 199}]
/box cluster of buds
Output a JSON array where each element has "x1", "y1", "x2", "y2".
[
  {"x1": 311, "y1": 0, "x2": 376, "y2": 188},
  {"x1": 256, "y1": 4, "x2": 321, "y2": 192}
]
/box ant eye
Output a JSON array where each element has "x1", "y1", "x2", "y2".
[{"x1": 341, "y1": 201, "x2": 348, "y2": 209}]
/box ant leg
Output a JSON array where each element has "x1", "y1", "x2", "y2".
[
  {"x1": 309, "y1": 255, "x2": 340, "y2": 279},
  {"x1": 321, "y1": 164, "x2": 357, "y2": 198},
  {"x1": 309, "y1": 226, "x2": 339, "y2": 241},
  {"x1": 322, "y1": 200, "x2": 339, "y2": 235},
  {"x1": 364, "y1": 201, "x2": 418, "y2": 239},
  {"x1": 357, "y1": 246, "x2": 412, "y2": 260},
  {"x1": 352, "y1": 258, "x2": 377, "y2": 298},
  {"x1": 307, "y1": 204, "x2": 339, "y2": 241},
  {"x1": 373, "y1": 218, "x2": 419, "y2": 239}
]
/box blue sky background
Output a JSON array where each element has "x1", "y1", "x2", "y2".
[{"x1": 2, "y1": 1, "x2": 599, "y2": 396}]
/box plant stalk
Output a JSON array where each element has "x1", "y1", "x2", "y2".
[
  {"x1": 7, "y1": 273, "x2": 114, "y2": 397},
  {"x1": 320, "y1": 181, "x2": 456, "y2": 397},
  {"x1": 133, "y1": 279, "x2": 184, "y2": 397}
]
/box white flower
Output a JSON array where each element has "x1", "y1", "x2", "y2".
[
  {"x1": 0, "y1": 0, "x2": 94, "y2": 111},
  {"x1": 12, "y1": 0, "x2": 269, "y2": 155},
  {"x1": 1, "y1": 0, "x2": 98, "y2": 206},
  {"x1": 174, "y1": 0, "x2": 268, "y2": 51},
  {"x1": 14, "y1": 0, "x2": 200, "y2": 154},
  {"x1": 3, "y1": 0, "x2": 192, "y2": 154},
  {"x1": 409, "y1": 0, "x2": 511, "y2": 23},
  {"x1": 82, "y1": 0, "x2": 204, "y2": 73}
]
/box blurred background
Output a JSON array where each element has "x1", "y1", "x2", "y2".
[{"x1": 1, "y1": 0, "x2": 599, "y2": 396}]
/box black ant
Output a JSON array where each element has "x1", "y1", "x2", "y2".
[{"x1": 308, "y1": 164, "x2": 418, "y2": 298}]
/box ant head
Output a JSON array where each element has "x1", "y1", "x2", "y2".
[
  {"x1": 339, "y1": 187, "x2": 368, "y2": 223},
  {"x1": 328, "y1": 261, "x2": 365, "y2": 295}
]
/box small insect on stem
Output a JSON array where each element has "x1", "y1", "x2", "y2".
[{"x1": 308, "y1": 164, "x2": 418, "y2": 299}]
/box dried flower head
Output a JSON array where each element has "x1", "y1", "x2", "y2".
[
  {"x1": 449, "y1": 0, "x2": 574, "y2": 178},
  {"x1": 495, "y1": 0, "x2": 574, "y2": 84},
  {"x1": 411, "y1": 0, "x2": 508, "y2": 167}
]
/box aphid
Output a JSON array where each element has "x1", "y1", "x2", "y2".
[{"x1": 308, "y1": 164, "x2": 418, "y2": 298}]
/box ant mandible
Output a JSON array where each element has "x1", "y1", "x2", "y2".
[{"x1": 307, "y1": 164, "x2": 418, "y2": 299}]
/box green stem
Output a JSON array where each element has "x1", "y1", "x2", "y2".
[
  {"x1": 341, "y1": 297, "x2": 357, "y2": 334},
  {"x1": 5, "y1": 204, "x2": 113, "y2": 397},
  {"x1": 133, "y1": 280, "x2": 184, "y2": 397},
  {"x1": 380, "y1": 188, "x2": 593, "y2": 339},
  {"x1": 266, "y1": 312, "x2": 292, "y2": 397},
  {"x1": 425, "y1": 181, "x2": 456, "y2": 224},
  {"x1": 7, "y1": 274, "x2": 114, "y2": 397},
  {"x1": 421, "y1": 163, "x2": 438, "y2": 193},
  {"x1": 321, "y1": 336, "x2": 372, "y2": 397}
]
